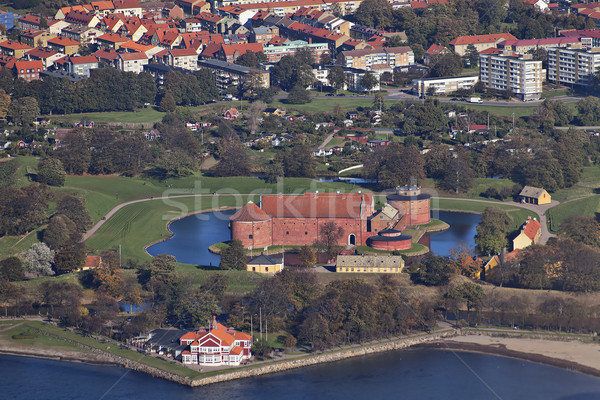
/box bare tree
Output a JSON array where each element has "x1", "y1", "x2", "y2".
[{"x1": 247, "y1": 100, "x2": 266, "y2": 135}]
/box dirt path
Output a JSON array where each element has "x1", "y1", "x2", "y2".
[
  {"x1": 318, "y1": 133, "x2": 334, "y2": 149},
  {"x1": 434, "y1": 197, "x2": 560, "y2": 245}
]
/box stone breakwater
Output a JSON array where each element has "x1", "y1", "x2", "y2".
[{"x1": 188, "y1": 329, "x2": 458, "y2": 387}]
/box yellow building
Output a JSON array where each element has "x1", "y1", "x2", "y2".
[
  {"x1": 247, "y1": 253, "x2": 283, "y2": 274},
  {"x1": 263, "y1": 107, "x2": 285, "y2": 117},
  {"x1": 512, "y1": 217, "x2": 541, "y2": 250},
  {"x1": 519, "y1": 186, "x2": 551, "y2": 205},
  {"x1": 336, "y1": 255, "x2": 404, "y2": 273}
]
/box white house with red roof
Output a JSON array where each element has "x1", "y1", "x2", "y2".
[
  {"x1": 179, "y1": 316, "x2": 252, "y2": 366},
  {"x1": 224, "y1": 108, "x2": 239, "y2": 120}
]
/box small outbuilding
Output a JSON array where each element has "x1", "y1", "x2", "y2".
[
  {"x1": 519, "y1": 185, "x2": 551, "y2": 205},
  {"x1": 247, "y1": 253, "x2": 283, "y2": 274}
]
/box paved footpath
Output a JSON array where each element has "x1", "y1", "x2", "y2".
[{"x1": 84, "y1": 195, "x2": 560, "y2": 245}]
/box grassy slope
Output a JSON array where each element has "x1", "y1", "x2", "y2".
[{"x1": 547, "y1": 196, "x2": 600, "y2": 233}]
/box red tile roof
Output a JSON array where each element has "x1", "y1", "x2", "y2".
[
  {"x1": 97, "y1": 32, "x2": 129, "y2": 43},
  {"x1": 261, "y1": 193, "x2": 373, "y2": 219},
  {"x1": 0, "y1": 40, "x2": 32, "y2": 50},
  {"x1": 450, "y1": 33, "x2": 516, "y2": 46},
  {"x1": 14, "y1": 60, "x2": 43, "y2": 70},
  {"x1": 231, "y1": 201, "x2": 271, "y2": 221},
  {"x1": 425, "y1": 44, "x2": 446, "y2": 55},
  {"x1": 119, "y1": 51, "x2": 148, "y2": 60},
  {"x1": 48, "y1": 36, "x2": 82, "y2": 46},
  {"x1": 523, "y1": 218, "x2": 541, "y2": 240},
  {"x1": 68, "y1": 55, "x2": 98, "y2": 64},
  {"x1": 221, "y1": 42, "x2": 263, "y2": 57},
  {"x1": 85, "y1": 255, "x2": 101, "y2": 268}
]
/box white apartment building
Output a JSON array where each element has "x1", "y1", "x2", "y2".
[
  {"x1": 479, "y1": 53, "x2": 543, "y2": 101},
  {"x1": 412, "y1": 75, "x2": 479, "y2": 97},
  {"x1": 547, "y1": 47, "x2": 600, "y2": 87},
  {"x1": 338, "y1": 46, "x2": 414, "y2": 71}
]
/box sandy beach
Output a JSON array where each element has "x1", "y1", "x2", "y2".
[{"x1": 418, "y1": 334, "x2": 600, "y2": 378}]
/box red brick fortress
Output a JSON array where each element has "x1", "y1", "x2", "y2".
[{"x1": 230, "y1": 186, "x2": 431, "y2": 250}]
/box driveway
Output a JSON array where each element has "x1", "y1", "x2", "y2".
[{"x1": 435, "y1": 197, "x2": 559, "y2": 245}]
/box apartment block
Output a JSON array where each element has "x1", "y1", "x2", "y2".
[
  {"x1": 547, "y1": 47, "x2": 600, "y2": 87},
  {"x1": 479, "y1": 53, "x2": 543, "y2": 101},
  {"x1": 412, "y1": 75, "x2": 479, "y2": 97},
  {"x1": 338, "y1": 46, "x2": 414, "y2": 71}
]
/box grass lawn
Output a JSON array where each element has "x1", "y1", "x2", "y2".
[
  {"x1": 547, "y1": 195, "x2": 600, "y2": 233},
  {"x1": 272, "y1": 98, "x2": 398, "y2": 113},
  {"x1": 463, "y1": 104, "x2": 538, "y2": 118},
  {"x1": 541, "y1": 90, "x2": 569, "y2": 99},
  {"x1": 55, "y1": 108, "x2": 166, "y2": 124},
  {"x1": 0, "y1": 321, "x2": 90, "y2": 352},
  {"x1": 433, "y1": 198, "x2": 539, "y2": 232},
  {"x1": 0, "y1": 227, "x2": 44, "y2": 260}
]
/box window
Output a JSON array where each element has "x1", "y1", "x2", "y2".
[
  {"x1": 305, "y1": 232, "x2": 308, "y2": 235},
  {"x1": 286, "y1": 231, "x2": 289, "y2": 235},
  {"x1": 249, "y1": 234, "x2": 253, "y2": 239},
  {"x1": 265, "y1": 267, "x2": 269, "y2": 272}
]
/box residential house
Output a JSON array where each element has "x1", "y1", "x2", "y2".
[
  {"x1": 59, "y1": 55, "x2": 99, "y2": 77},
  {"x1": 368, "y1": 139, "x2": 389, "y2": 148},
  {"x1": 346, "y1": 132, "x2": 368, "y2": 143},
  {"x1": 513, "y1": 217, "x2": 542, "y2": 251},
  {"x1": 423, "y1": 44, "x2": 449, "y2": 65},
  {"x1": 12, "y1": 60, "x2": 43, "y2": 81},
  {"x1": 141, "y1": 129, "x2": 161, "y2": 140},
  {"x1": 96, "y1": 32, "x2": 130, "y2": 50},
  {"x1": 156, "y1": 48, "x2": 198, "y2": 70},
  {"x1": 246, "y1": 253, "x2": 283, "y2": 274},
  {"x1": 217, "y1": 5, "x2": 256, "y2": 26},
  {"x1": 18, "y1": 14, "x2": 42, "y2": 31},
  {"x1": 113, "y1": 0, "x2": 143, "y2": 17},
  {"x1": 449, "y1": 33, "x2": 517, "y2": 56},
  {"x1": 250, "y1": 26, "x2": 279, "y2": 45},
  {"x1": 80, "y1": 255, "x2": 103, "y2": 271},
  {"x1": 175, "y1": 0, "x2": 210, "y2": 15},
  {"x1": 20, "y1": 29, "x2": 56, "y2": 48},
  {"x1": 61, "y1": 25, "x2": 104, "y2": 45},
  {"x1": 64, "y1": 10, "x2": 101, "y2": 28},
  {"x1": 519, "y1": 186, "x2": 551, "y2": 205},
  {"x1": 117, "y1": 51, "x2": 149, "y2": 73},
  {"x1": 25, "y1": 47, "x2": 65, "y2": 69},
  {"x1": 215, "y1": 42, "x2": 263, "y2": 62},
  {"x1": 181, "y1": 18, "x2": 203, "y2": 32},
  {"x1": 179, "y1": 316, "x2": 252, "y2": 366},
  {"x1": 313, "y1": 148, "x2": 333, "y2": 157},
  {"x1": 263, "y1": 107, "x2": 285, "y2": 117},
  {"x1": 47, "y1": 36, "x2": 82, "y2": 55},
  {"x1": 497, "y1": 37, "x2": 582, "y2": 55},
  {"x1": 336, "y1": 255, "x2": 405, "y2": 273},
  {"x1": 224, "y1": 108, "x2": 239, "y2": 120},
  {"x1": 0, "y1": 40, "x2": 32, "y2": 59}
]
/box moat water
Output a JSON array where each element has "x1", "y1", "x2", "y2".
[
  {"x1": 146, "y1": 210, "x2": 482, "y2": 265},
  {"x1": 3, "y1": 350, "x2": 600, "y2": 399}
]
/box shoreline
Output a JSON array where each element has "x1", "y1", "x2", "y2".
[
  {"x1": 143, "y1": 206, "x2": 237, "y2": 257},
  {"x1": 416, "y1": 339, "x2": 600, "y2": 379},
  {"x1": 3, "y1": 329, "x2": 600, "y2": 386}
]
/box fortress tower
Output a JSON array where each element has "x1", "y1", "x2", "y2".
[{"x1": 386, "y1": 186, "x2": 431, "y2": 226}]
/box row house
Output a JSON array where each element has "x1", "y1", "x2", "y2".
[
  {"x1": 61, "y1": 25, "x2": 104, "y2": 44},
  {"x1": 263, "y1": 39, "x2": 327, "y2": 63},
  {"x1": 20, "y1": 29, "x2": 56, "y2": 48},
  {"x1": 47, "y1": 36, "x2": 82, "y2": 55},
  {"x1": 547, "y1": 46, "x2": 600, "y2": 87},
  {"x1": 479, "y1": 53, "x2": 543, "y2": 101},
  {"x1": 112, "y1": 0, "x2": 143, "y2": 18},
  {"x1": 232, "y1": 0, "x2": 368, "y2": 17},
  {"x1": 25, "y1": 47, "x2": 65, "y2": 68},
  {"x1": 339, "y1": 46, "x2": 414, "y2": 71},
  {"x1": 559, "y1": 29, "x2": 600, "y2": 48},
  {"x1": 155, "y1": 48, "x2": 199, "y2": 70},
  {"x1": 217, "y1": 5, "x2": 256, "y2": 26},
  {"x1": 180, "y1": 18, "x2": 203, "y2": 32},
  {"x1": 0, "y1": 40, "x2": 32, "y2": 59},
  {"x1": 96, "y1": 32, "x2": 130, "y2": 49},
  {"x1": 291, "y1": 7, "x2": 350, "y2": 36},
  {"x1": 449, "y1": 33, "x2": 517, "y2": 56},
  {"x1": 64, "y1": 10, "x2": 102, "y2": 28},
  {"x1": 179, "y1": 316, "x2": 252, "y2": 366},
  {"x1": 250, "y1": 26, "x2": 279, "y2": 45},
  {"x1": 175, "y1": 0, "x2": 210, "y2": 15},
  {"x1": 18, "y1": 14, "x2": 42, "y2": 31},
  {"x1": 117, "y1": 19, "x2": 148, "y2": 41},
  {"x1": 89, "y1": 1, "x2": 117, "y2": 16},
  {"x1": 214, "y1": 42, "x2": 263, "y2": 62},
  {"x1": 117, "y1": 51, "x2": 149, "y2": 73},
  {"x1": 55, "y1": 55, "x2": 99, "y2": 76},
  {"x1": 149, "y1": 28, "x2": 182, "y2": 48},
  {"x1": 101, "y1": 14, "x2": 125, "y2": 32}
]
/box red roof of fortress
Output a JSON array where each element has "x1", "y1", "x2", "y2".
[{"x1": 260, "y1": 192, "x2": 372, "y2": 219}]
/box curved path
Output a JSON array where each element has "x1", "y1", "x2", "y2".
[
  {"x1": 82, "y1": 194, "x2": 226, "y2": 241},
  {"x1": 434, "y1": 197, "x2": 560, "y2": 245}
]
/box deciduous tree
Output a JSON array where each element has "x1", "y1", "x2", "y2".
[
  {"x1": 37, "y1": 158, "x2": 66, "y2": 187},
  {"x1": 21, "y1": 242, "x2": 54, "y2": 276}
]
